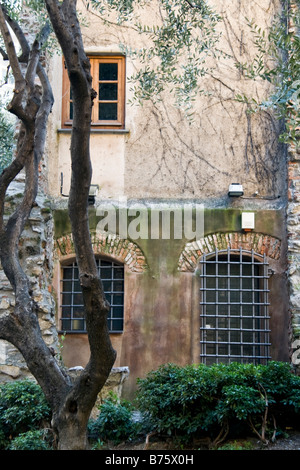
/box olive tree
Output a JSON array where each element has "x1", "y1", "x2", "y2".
[{"x1": 0, "y1": 0, "x2": 221, "y2": 449}]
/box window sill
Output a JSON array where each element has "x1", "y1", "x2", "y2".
[{"x1": 58, "y1": 128, "x2": 130, "y2": 135}]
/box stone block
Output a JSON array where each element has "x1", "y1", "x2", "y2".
[
  {"x1": 0, "y1": 365, "x2": 21, "y2": 378},
  {"x1": 0, "y1": 297, "x2": 10, "y2": 310}
]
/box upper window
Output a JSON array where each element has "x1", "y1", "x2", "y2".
[
  {"x1": 199, "y1": 248, "x2": 270, "y2": 365},
  {"x1": 62, "y1": 55, "x2": 126, "y2": 129},
  {"x1": 60, "y1": 258, "x2": 124, "y2": 333}
]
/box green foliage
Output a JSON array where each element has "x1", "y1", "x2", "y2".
[
  {"x1": 0, "y1": 0, "x2": 58, "y2": 64},
  {"x1": 235, "y1": 1, "x2": 300, "y2": 148},
  {"x1": 136, "y1": 362, "x2": 300, "y2": 444},
  {"x1": 216, "y1": 384, "x2": 265, "y2": 422},
  {"x1": 88, "y1": 393, "x2": 138, "y2": 444},
  {"x1": 8, "y1": 429, "x2": 51, "y2": 450},
  {"x1": 218, "y1": 440, "x2": 255, "y2": 451},
  {"x1": 85, "y1": 0, "x2": 222, "y2": 116},
  {"x1": 0, "y1": 379, "x2": 51, "y2": 449}
]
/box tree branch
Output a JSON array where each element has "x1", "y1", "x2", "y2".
[
  {"x1": 44, "y1": 0, "x2": 76, "y2": 60},
  {"x1": 45, "y1": 0, "x2": 116, "y2": 425},
  {"x1": 1, "y1": 4, "x2": 30, "y2": 62},
  {"x1": 0, "y1": 5, "x2": 67, "y2": 412},
  {"x1": 0, "y1": 4, "x2": 23, "y2": 82}
]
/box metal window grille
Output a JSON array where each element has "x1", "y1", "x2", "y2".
[
  {"x1": 200, "y1": 248, "x2": 271, "y2": 365},
  {"x1": 61, "y1": 259, "x2": 124, "y2": 333}
]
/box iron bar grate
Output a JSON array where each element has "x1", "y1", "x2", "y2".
[
  {"x1": 60, "y1": 259, "x2": 124, "y2": 333},
  {"x1": 199, "y1": 247, "x2": 271, "y2": 365}
]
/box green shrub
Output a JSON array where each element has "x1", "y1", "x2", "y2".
[
  {"x1": 0, "y1": 379, "x2": 51, "y2": 448},
  {"x1": 218, "y1": 440, "x2": 255, "y2": 450},
  {"x1": 136, "y1": 362, "x2": 300, "y2": 445},
  {"x1": 0, "y1": 427, "x2": 8, "y2": 450},
  {"x1": 88, "y1": 394, "x2": 138, "y2": 444},
  {"x1": 8, "y1": 430, "x2": 51, "y2": 451}
]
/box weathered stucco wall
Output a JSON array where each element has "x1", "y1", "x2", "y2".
[
  {"x1": 52, "y1": 205, "x2": 289, "y2": 396},
  {"x1": 45, "y1": 0, "x2": 286, "y2": 202},
  {"x1": 0, "y1": 0, "x2": 294, "y2": 398}
]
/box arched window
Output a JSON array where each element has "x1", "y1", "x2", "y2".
[
  {"x1": 199, "y1": 248, "x2": 270, "y2": 365},
  {"x1": 60, "y1": 258, "x2": 124, "y2": 333}
]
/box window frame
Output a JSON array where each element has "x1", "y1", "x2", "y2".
[
  {"x1": 59, "y1": 257, "x2": 125, "y2": 334},
  {"x1": 61, "y1": 55, "x2": 126, "y2": 129},
  {"x1": 199, "y1": 247, "x2": 271, "y2": 365}
]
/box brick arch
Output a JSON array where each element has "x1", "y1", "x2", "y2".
[
  {"x1": 178, "y1": 232, "x2": 281, "y2": 272},
  {"x1": 54, "y1": 230, "x2": 148, "y2": 273}
]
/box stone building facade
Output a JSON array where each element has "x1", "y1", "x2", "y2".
[{"x1": 0, "y1": 0, "x2": 299, "y2": 397}]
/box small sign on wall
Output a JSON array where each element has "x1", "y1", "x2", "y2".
[{"x1": 241, "y1": 212, "x2": 255, "y2": 231}]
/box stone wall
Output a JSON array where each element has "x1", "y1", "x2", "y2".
[
  {"x1": 68, "y1": 366, "x2": 130, "y2": 419},
  {"x1": 179, "y1": 232, "x2": 282, "y2": 272},
  {"x1": 0, "y1": 174, "x2": 58, "y2": 381},
  {"x1": 287, "y1": 146, "x2": 300, "y2": 349},
  {"x1": 54, "y1": 229, "x2": 148, "y2": 273},
  {"x1": 286, "y1": 1, "x2": 300, "y2": 367}
]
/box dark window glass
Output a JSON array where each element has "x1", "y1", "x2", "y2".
[
  {"x1": 62, "y1": 319, "x2": 72, "y2": 331},
  {"x1": 112, "y1": 306, "x2": 123, "y2": 318},
  {"x1": 63, "y1": 267, "x2": 73, "y2": 279},
  {"x1": 102, "y1": 280, "x2": 112, "y2": 291},
  {"x1": 99, "y1": 103, "x2": 118, "y2": 121},
  {"x1": 101, "y1": 266, "x2": 113, "y2": 279},
  {"x1": 62, "y1": 306, "x2": 71, "y2": 318},
  {"x1": 98, "y1": 62, "x2": 119, "y2": 121},
  {"x1": 99, "y1": 63, "x2": 118, "y2": 81},
  {"x1": 113, "y1": 293, "x2": 124, "y2": 305},
  {"x1": 111, "y1": 319, "x2": 123, "y2": 331},
  {"x1": 114, "y1": 267, "x2": 124, "y2": 279},
  {"x1": 99, "y1": 83, "x2": 118, "y2": 101}
]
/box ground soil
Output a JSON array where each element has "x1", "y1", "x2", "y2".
[
  {"x1": 102, "y1": 430, "x2": 300, "y2": 451},
  {"x1": 260, "y1": 431, "x2": 300, "y2": 450}
]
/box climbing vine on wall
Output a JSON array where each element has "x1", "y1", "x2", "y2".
[{"x1": 236, "y1": 0, "x2": 300, "y2": 150}]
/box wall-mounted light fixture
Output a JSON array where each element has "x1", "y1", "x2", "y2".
[
  {"x1": 228, "y1": 183, "x2": 244, "y2": 197},
  {"x1": 88, "y1": 184, "x2": 99, "y2": 205},
  {"x1": 60, "y1": 173, "x2": 99, "y2": 205}
]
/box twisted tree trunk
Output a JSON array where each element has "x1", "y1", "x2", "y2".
[{"x1": 0, "y1": 0, "x2": 116, "y2": 449}]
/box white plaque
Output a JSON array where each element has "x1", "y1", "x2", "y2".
[{"x1": 241, "y1": 212, "x2": 255, "y2": 230}]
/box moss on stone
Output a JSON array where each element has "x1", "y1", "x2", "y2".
[{"x1": 53, "y1": 209, "x2": 71, "y2": 238}]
